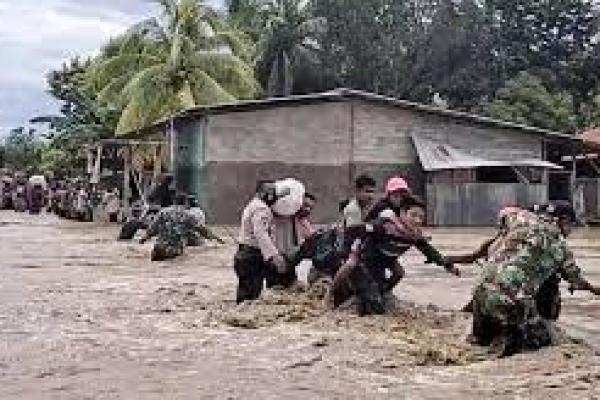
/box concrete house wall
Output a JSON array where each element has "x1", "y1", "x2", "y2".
[{"x1": 172, "y1": 97, "x2": 548, "y2": 225}]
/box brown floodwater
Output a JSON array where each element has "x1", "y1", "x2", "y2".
[{"x1": 0, "y1": 212, "x2": 598, "y2": 399}]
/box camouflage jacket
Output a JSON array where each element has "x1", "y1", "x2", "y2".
[
  {"x1": 477, "y1": 209, "x2": 582, "y2": 303},
  {"x1": 147, "y1": 205, "x2": 197, "y2": 246}
]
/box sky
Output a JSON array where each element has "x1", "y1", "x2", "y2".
[{"x1": 0, "y1": 0, "x2": 223, "y2": 136}]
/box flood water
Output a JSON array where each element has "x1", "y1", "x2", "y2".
[{"x1": 0, "y1": 212, "x2": 598, "y2": 399}]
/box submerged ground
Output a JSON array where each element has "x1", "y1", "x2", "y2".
[{"x1": 0, "y1": 212, "x2": 598, "y2": 399}]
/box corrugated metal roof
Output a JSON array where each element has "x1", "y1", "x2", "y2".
[
  {"x1": 411, "y1": 134, "x2": 563, "y2": 171},
  {"x1": 121, "y1": 88, "x2": 579, "y2": 139}
]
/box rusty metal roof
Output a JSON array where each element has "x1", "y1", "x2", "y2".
[{"x1": 411, "y1": 134, "x2": 563, "y2": 171}]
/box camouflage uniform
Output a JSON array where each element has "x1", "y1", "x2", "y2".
[
  {"x1": 186, "y1": 207, "x2": 206, "y2": 246},
  {"x1": 471, "y1": 209, "x2": 584, "y2": 354},
  {"x1": 146, "y1": 205, "x2": 197, "y2": 261}
]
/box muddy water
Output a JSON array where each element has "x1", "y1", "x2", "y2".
[{"x1": 0, "y1": 212, "x2": 598, "y2": 399}]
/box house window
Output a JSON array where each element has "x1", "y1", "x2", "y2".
[{"x1": 476, "y1": 167, "x2": 519, "y2": 183}]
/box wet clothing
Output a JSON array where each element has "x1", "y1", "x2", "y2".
[
  {"x1": 188, "y1": 207, "x2": 206, "y2": 226},
  {"x1": 186, "y1": 207, "x2": 207, "y2": 246},
  {"x1": 332, "y1": 223, "x2": 447, "y2": 315},
  {"x1": 364, "y1": 198, "x2": 402, "y2": 222},
  {"x1": 471, "y1": 210, "x2": 586, "y2": 355},
  {"x1": 535, "y1": 273, "x2": 561, "y2": 321},
  {"x1": 235, "y1": 197, "x2": 295, "y2": 303},
  {"x1": 234, "y1": 245, "x2": 297, "y2": 303},
  {"x1": 146, "y1": 205, "x2": 197, "y2": 261},
  {"x1": 290, "y1": 227, "x2": 347, "y2": 284}
]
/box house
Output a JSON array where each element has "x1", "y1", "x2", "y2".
[
  {"x1": 560, "y1": 128, "x2": 600, "y2": 222},
  {"x1": 139, "y1": 89, "x2": 577, "y2": 225}
]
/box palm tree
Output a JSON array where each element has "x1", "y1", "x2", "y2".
[
  {"x1": 255, "y1": 0, "x2": 328, "y2": 97},
  {"x1": 85, "y1": 0, "x2": 260, "y2": 135}
]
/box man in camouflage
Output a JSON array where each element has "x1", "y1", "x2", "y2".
[
  {"x1": 140, "y1": 193, "x2": 223, "y2": 261},
  {"x1": 186, "y1": 195, "x2": 207, "y2": 247},
  {"x1": 469, "y1": 204, "x2": 600, "y2": 356}
]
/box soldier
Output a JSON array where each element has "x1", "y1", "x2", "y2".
[
  {"x1": 118, "y1": 201, "x2": 158, "y2": 240},
  {"x1": 139, "y1": 193, "x2": 222, "y2": 261},
  {"x1": 468, "y1": 204, "x2": 600, "y2": 357},
  {"x1": 186, "y1": 195, "x2": 206, "y2": 246}
]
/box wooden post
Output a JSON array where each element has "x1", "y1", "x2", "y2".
[
  {"x1": 91, "y1": 144, "x2": 102, "y2": 184},
  {"x1": 570, "y1": 155, "x2": 577, "y2": 204},
  {"x1": 168, "y1": 118, "x2": 175, "y2": 174},
  {"x1": 86, "y1": 148, "x2": 94, "y2": 175},
  {"x1": 153, "y1": 144, "x2": 162, "y2": 179},
  {"x1": 123, "y1": 146, "x2": 132, "y2": 217}
]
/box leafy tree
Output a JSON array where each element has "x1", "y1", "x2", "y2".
[
  {"x1": 396, "y1": 0, "x2": 498, "y2": 110},
  {"x1": 85, "y1": 0, "x2": 259, "y2": 135},
  {"x1": 489, "y1": 72, "x2": 576, "y2": 132},
  {"x1": 226, "y1": 0, "x2": 269, "y2": 42},
  {"x1": 486, "y1": 0, "x2": 596, "y2": 81},
  {"x1": 30, "y1": 58, "x2": 113, "y2": 175},
  {"x1": 255, "y1": 0, "x2": 330, "y2": 96},
  {"x1": 2, "y1": 127, "x2": 44, "y2": 173}
]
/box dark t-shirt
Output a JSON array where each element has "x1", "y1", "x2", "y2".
[{"x1": 364, "y1": 198, "x2": 402, "y2": 222}]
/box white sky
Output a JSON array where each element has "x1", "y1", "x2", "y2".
[{"x1": 0, "y1": 0, "x2": 223, "y2": 135}]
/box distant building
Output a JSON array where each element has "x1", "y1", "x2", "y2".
[{"x1": 142, "y1": 89, "x2": 577, "y2": 225}]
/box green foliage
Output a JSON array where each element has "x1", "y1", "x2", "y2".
[
  {"x1": 2, "y1": 127, "x2": 44, "y2": 174},
  {"x1": 250, "y1": 0, "x2": 330, "y2": 96},
  {"x1": 29, "y1": 58, "x2": 116, "y2": 176},
  {"x1": 22, "y1": 0, "x2": 600, "y2": 171},
  {"x1": 85, "y1": 0, "x2": 260, "y2": 135},
  {"x1": 489, "y1": 73, "x2": 576, "y2": 132}
]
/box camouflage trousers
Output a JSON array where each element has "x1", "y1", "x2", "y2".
[
  {"x1": 472, "y1": 284, "x2": 553, "y2": 356},
  {"x1": 187, "y1": 232, "x2": 204, "y2": 247}
]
